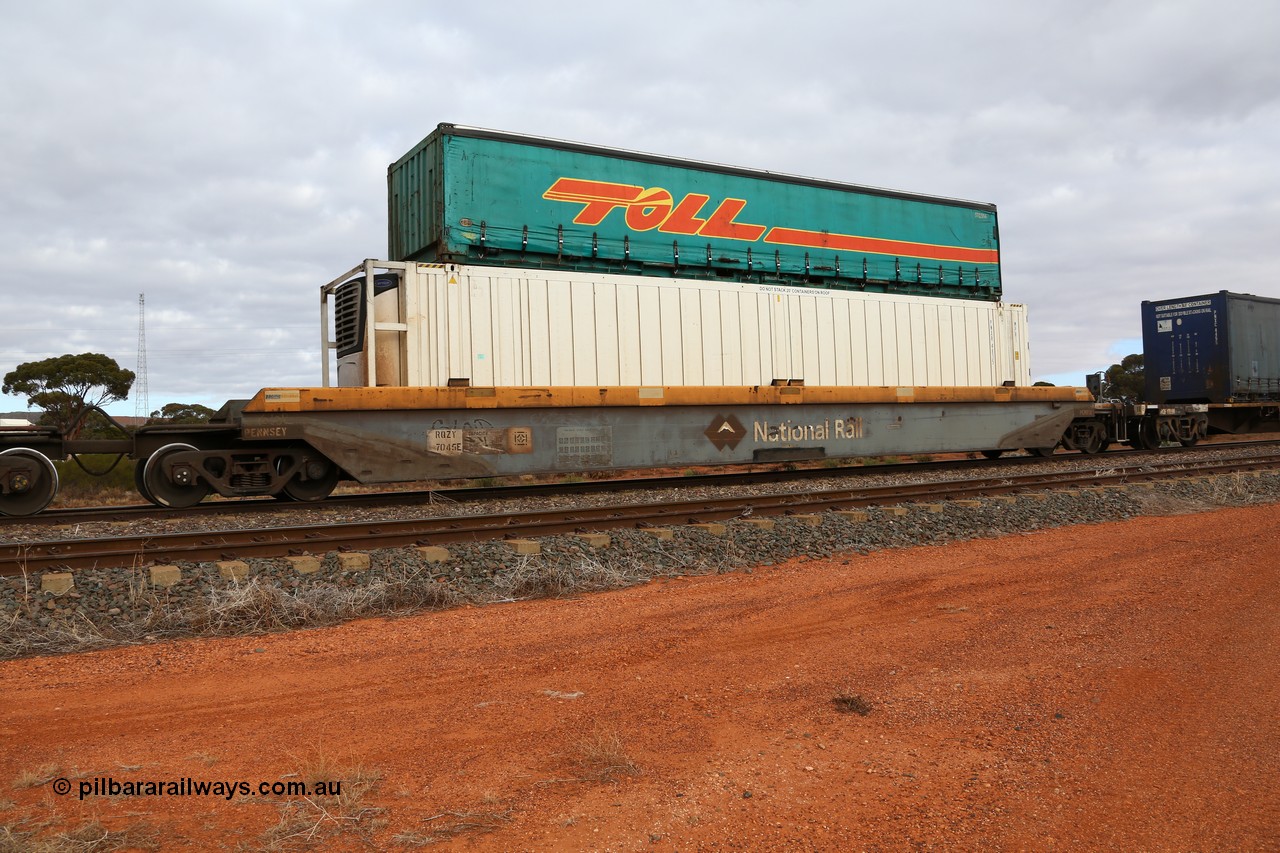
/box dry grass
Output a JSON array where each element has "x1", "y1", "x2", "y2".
[
  {"x1": 0, "y1": 818, "x2": 158, "y2": 853},
  {"x1": 11, "y1": 764, "x2": 61, "y2": 791},
  {"x1": 194, "y1": 566, "x2": 463, "y2": 638},
  {"x1": 412, "y1": 806, "x2": 514, "y2": 844},
  {"x1": 1204, "y1": 473, "x2": 1267, "y2": 506},
  {"x1": 0, "y1": 561, "x2": 467, "y2": 660},
  {"x1": 569, "y1": 729, "x2": 639, "y2": 782},
  {"x1": 259, "y1": 753, "x2": 383, "y2": 851},
  {"x1": 490, "y1": 552, "x2": 654, "y2": 600}
]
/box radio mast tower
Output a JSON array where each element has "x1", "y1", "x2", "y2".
[{"x1": 135, "y1": 293, "x2": 149, "y2": 423}]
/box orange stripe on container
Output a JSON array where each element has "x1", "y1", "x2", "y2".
[{"x1": 763, "y1": 227, "x2": 999, "y2": 265}]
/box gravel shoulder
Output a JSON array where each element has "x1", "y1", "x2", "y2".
[{"x1": 1, "y1": 495, "x2": 1278, "y2": 850}]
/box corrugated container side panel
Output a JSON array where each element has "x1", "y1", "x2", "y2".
[
  {"x1": 769, "y1": 295, "x2": 789, "y2": 382},
  {"x1": 431, "y1": 269, "x2": 450, "y2": 385},
  {"x1": 490, "y1": 277, "x2": 510, "y2": 385},
  {"x1": 415, "y1": 270, "x2": 431, "y2": 385},
  {"x1": 863, "y1": 302, "x2": 883, "y2": 385},
  {"x1": 922, "y1": 303, "x2": 941, "y2": 385},
  {"x1": 965, "y1": 308, "x2": 978, "y2": 383},
  {"x1": 593, "y1": 282, "x2": 619, "y2": 385},
  {"x1": 388, "y1": 135, "x2": 443, "y2": 263},
  {"x1": 873, "y1": 302, "x2": 891, "y2": 384},
  {"x1": 553, "y1": 279, "x2": 578, "y2": 384},
  {"x1": 720, "y1": 292, "x2": 742, "y2": 385},
  {"x1": 1017, "y1": 309, "x2": 1031, "y2": 384},
  {"x1": 391, "y1": 127, "x2": 1001, "y2": 300},
  {"x1": 908, "y1": 303, "x2": 927, "y2": 385},
  {"x1": 637, "y1": 286, "x2": 662, "y2": 384},
  {"x1": 964, "y1": 308, "x2": 982, "y2": 385},
  {"x1": 983, "y1": 310, "x2": 995, "y2": 385},
  {"x1": 378, "y1": 263, "x2": 1032, "y2": 391},
  {"x1": 570, "y1": 280, "x2": 596, "y2": 384},
  {"x1": 815, "y1": 297, "x2": 836, "y2": 386},
  {"x1": 528, "y1": 278, "x2": 552, "y2": 385},
  {"x1": 985, "y1": 314, "x2": 998, "y2": 385},
  {"x1": 1226, "y1": 296, "x2": 1280, "y2": 397},
  {"x1": 996, "y1": 309, "x2": 1011, "y2": 384},
  {"x1": 446, "y1": 271, "x2": 466, "y2": 382},
  {"x1": 788, "y1": 295, "x2": 806, "y2": 381},
  {"x1": 847, "y1": 300, "x2": 867, "y2": 386},
  {"x1": 659, "y1": 288, "x2": 684, "y2": 384},
  {"x1": 833, "y1": 299, "x2": 853, "y2": 386},
  {"x1": 680, "y1": 289, "x2": 703, "y2": 385},
  {"x1": 997, "y1": 309, "x2": 1010, "y2": 384},
  {"x1": 514, "y1": 277, "x2": 529, "y2": 384},
  {"x1": 938, "y1": 306, "x2": 955, "y2": 385},
  {"x1": 791, "y1": 296, "x2": 809, "y2": 383},
  {"x1": 750, "y1": 294, "x2": 771, "y2": 386},
  {"x1": 615, "y1": 283, "x2": 641, "y2": 385},
  {"x1": 1005, "y1": 308, "x2": 1026, "y2": 384},
  {"x1": 795, "y1": 296, "x2": 815, "y2": 384},
  {"x1": 467, "y1": 274, "x2": 493, "y2": 386},
  {"x1": 890, "y1": 303, "x2": 909, "y2": 385},
  {"x1": 695, "y1": 290, "x2": 718, "y2": 385}
]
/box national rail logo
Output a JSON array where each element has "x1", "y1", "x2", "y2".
[
  {"x1": 705, "y1": 414, "x2": 746, "y2": 451},
  {"x1": 543, "y1": 177, "x2": 999, "y2": 265}
]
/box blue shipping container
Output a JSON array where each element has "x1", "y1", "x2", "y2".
[{"x1": 1142, "y1": 291, "x2": 1280, "y2": 403}]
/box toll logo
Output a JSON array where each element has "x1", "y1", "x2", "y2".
[
  {"x1": 543, "y1": 177, "x2": 1000, "y2": 265},
  {"x1": 544, "y1": 177, "x2": 766, "y2": 241},
  {"x1": 705, "y1": 414, "x2": 746, "y2": 451}
]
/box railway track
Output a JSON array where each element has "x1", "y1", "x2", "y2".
[
  {"x1": 4, "y1": 451, "x2": 1279, "y2": 575},
  {"x1": 10, "y1": 438, "x2": 1280, "y2": 528}
]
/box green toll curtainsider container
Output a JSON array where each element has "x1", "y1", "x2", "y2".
[{"x1": 388, "y1": 124, "x2": 1002, "y2": 301}]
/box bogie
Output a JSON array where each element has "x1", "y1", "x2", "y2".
[{"x1": 0, "y1": 448, "x2": 59, "y2": 517}]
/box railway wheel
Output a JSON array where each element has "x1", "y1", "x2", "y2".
[
  {"x1": 142, "y1": 443, "x2": 211, "y2": 508},
  {"x1": 133, "y1": 456, "x2": 157, "y2": 506},
  {"x1": 280, "y1": 456, "x2": 341, "y2": 502},
  {"x1": 980, "y1": 450, "x2": 1004, "y2": 460},
  {"x1": 1131, "y1": 420, "x2": 1161, "y2": 451},
  {"x1": 0, "y1": 448, "x2": 59, "y2": 517},
  {"x1": 1178, "y1": 436, "x2": 1200, "y2": 447},
  {"x1": 1027, "y1": 446, "x2": 1057, "y2": 458},
  {"x1": 1078, "y1": 429, "x2": 1104, "y2": 455}
]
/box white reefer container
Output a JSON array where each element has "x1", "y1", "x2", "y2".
[{"x1": 323, "y1": 262, "x2": 1031, "y2": 389}]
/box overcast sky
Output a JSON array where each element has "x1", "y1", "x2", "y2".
[{"x1": 3, "y1": 0, "x2": 1278, "y2": 417}]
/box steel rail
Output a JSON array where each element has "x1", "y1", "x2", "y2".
[{"x1": 4, "y1": 453, "x2": 1278, "y2": 576}]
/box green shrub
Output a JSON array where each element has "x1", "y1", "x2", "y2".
[{"x1": 52, "y1": 454, "x2": 136, "y2": 505}]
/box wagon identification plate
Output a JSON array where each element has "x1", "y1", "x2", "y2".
[
  {"x1": 243, "y1": 425, "x2": 301, "y2": 440},
  {"x1": 427, "y1": 427, "x2": 533, "y2": 456}
]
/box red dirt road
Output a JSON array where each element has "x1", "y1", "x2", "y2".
[{"x1": 3, "y1": 504, "x2": 1279, "y2": 851}]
